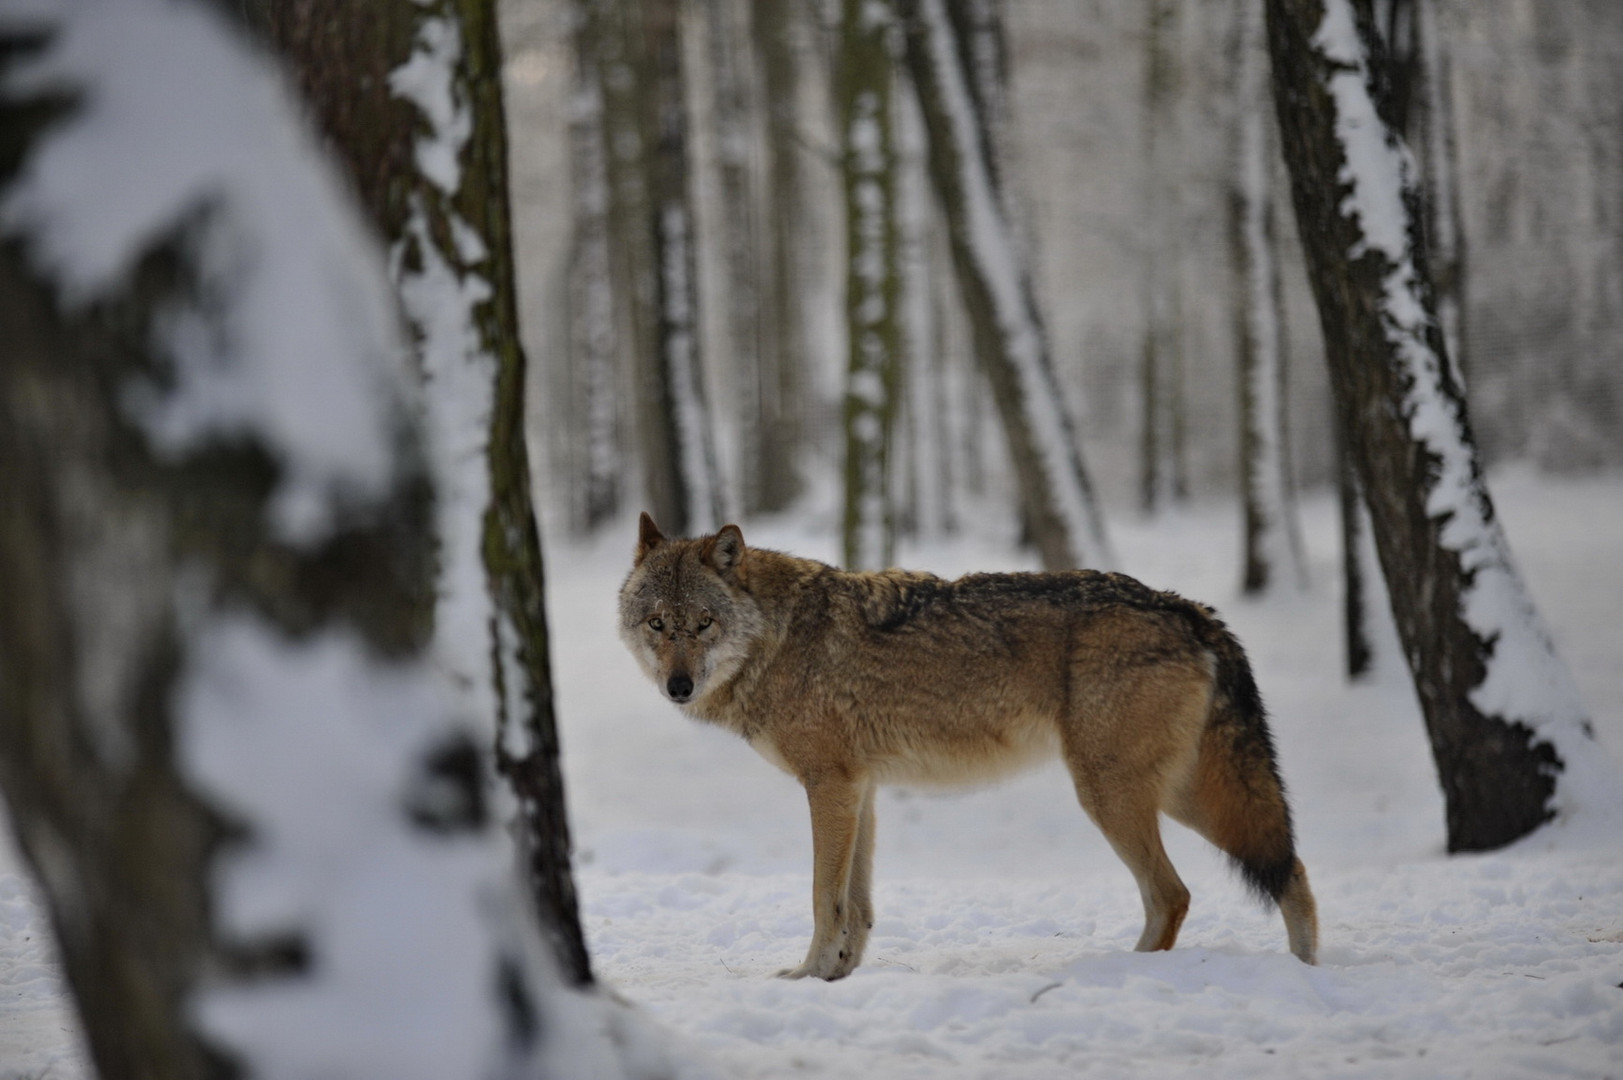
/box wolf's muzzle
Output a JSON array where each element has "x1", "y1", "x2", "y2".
[{"x1": 666, "y1": 674, "x2": 694, "y2": 702}]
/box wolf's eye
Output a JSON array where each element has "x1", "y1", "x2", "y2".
[
  {"x1": 697, "y1": 615, "x2": 713, "y2": 630},
  {"x1": 648, "y1": 616, "x2": 664, "y2": 632}
]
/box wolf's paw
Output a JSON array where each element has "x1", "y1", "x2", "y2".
[{"x1": 775, "y1": 953, "x2": 855, "y2": 981}]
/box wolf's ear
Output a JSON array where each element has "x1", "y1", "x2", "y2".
[
  {"x1": 635, "y1": 512, "x2": 665, "y2": 566},
  {"x1": 707, "y1": 524, "x2": 745, "y2": 576}
]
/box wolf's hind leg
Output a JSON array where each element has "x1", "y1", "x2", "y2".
[
  {"x1": 779, "y1": 773, "x2": 868, "y2": 981},
  {"x1": 1085, "y1": 792, "x2": 1191, "y2": 952}
]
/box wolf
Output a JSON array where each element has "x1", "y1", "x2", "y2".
[{"x1": 618, "y1": 513, "x2": 1318, "y2": 980}]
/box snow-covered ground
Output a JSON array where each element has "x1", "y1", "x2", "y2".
[{"x1": 3, "y1": 467, "x2": 1622, "y2": 1078}]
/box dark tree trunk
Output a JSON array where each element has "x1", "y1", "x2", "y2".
[
  {"x1": 1336, "y1": 417, "x2": 1375, "y2": 678},
  {"x1": 1267, "y1": 0, "x2": 1595, "y2": 850},
  {"x1": 247, "y1": 0, "x2": 591, "y2": 985},
  {"x1": 0, "y1": 19, "x2": 437, "y2": 1076},
  {"x1": 898, "y1": 0, "x2": 1111, "y2": 570}
]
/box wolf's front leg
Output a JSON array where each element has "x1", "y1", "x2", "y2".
[{"x1": 778, "y1": 774, "x2": 871, "y2": 981}]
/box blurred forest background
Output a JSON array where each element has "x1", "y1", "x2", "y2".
[{"x1": 498, "y1": 0, "x2": 1623, "y2": 553}]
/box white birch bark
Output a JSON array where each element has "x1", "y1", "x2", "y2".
[{"x1": 1235, "y1": 0, "x2": 1306, "y2": 593}]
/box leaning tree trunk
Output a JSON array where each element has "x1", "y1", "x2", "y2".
[
  {"x1": 590, "y1": 0, "x2": 724, "y2": 536},
  {"x1": 251, "y1": 0, "x2": 591, "y2": 985},
  {"x1": 1231, "y1": 0, "x2": 1305, "y2": 594},
  {"x1": 0, "y1": 0, "x2": 608, "y2": 1074},
  {"x1": 838, "y1": 0, "x2": 903, "y2": 571},
  {"x1": 899, "y1": 0, "x2": 1112, "y2": 570},
  {"x1": 1266, "y1": 0, "x2": 1617, "y2": 849}
]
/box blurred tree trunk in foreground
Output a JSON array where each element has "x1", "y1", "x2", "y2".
[
  {"x1": 0, "y1": 0, "x2": 616, "y2": 1073},
  {"x1": 899, "y1": 0, "x2": 1112, "y2": 570},
  {"x1": 1267, "y1": 0, "x2": 1610, "y2": 850},
  {"x1": 251, "y1": 0, "x2": 591, "y2": 985}
]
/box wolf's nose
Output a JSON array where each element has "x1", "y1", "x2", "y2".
[{"x1": 667, "y1": 674, "x2": 694, "y2": 701}]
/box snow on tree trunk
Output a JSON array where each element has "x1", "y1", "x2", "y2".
[
  {"x1": 1232, "y1": 0, "x2": 1306, "y2": 595},
  {"x1": 899, "y1": 0, "x2": 1112, "y2": 571},
  {"x1": 1266, "y1": 0, "x2": 1623, "y2": 849},
  {"x1": 839, "y1": 0, "x2": 902, "y2": 572},
  {"x1": 0, "y1": 0, "x2": 656, "y2": 1074},
  {"x1": 386, "y1": 0, "x2": 595, "y2": 987},
  {"x1": 252, "y1": 0, "x2": 592, "y2": 985}
]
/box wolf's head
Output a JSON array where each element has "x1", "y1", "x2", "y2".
[{"x1": 618, "y1": 513, "x2": 765, "y2": 708}]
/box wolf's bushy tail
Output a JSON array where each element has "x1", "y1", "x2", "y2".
[{"x1": 1187, "y1": 615, "x2": 1298, "y2": 904}]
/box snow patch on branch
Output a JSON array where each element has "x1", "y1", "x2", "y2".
[
  {"x1": 916, "y1": 0, "x2": 1110, "y2": 568},
  {"x1": 0, "y1": 0, "x2": 408, "y2": 545},
  {"x1": 1313, "y1": 0, "x2": 1620, "y2": 830}
]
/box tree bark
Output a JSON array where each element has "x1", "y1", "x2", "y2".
[
  {"x1": 838, "y1": 0, "x2": 903, "y2": 570},
  {"x1": 0, "y1": 3, "x2": 575, "y2": 1073},
  {"x1": 898, "y1": 0, "x2": 1111, "y2": 570},
  {"x1": 590, "y1": 0, "x2": 724, "y2": 535},
  {"x1": 750, "y1": 0, "x2": 808, "y2": 514},
  {"x1": 1267, "y1": 0, "x2": 1603, "y2": 850},
  {"x1": 564, "y1": 5, "x2": 624, "y2": 533},
  {"x1": 252, "y1": 0, "x2": 592, "y2": 986},
  {"x1": 1231, "y1": 0, "x2": 1305, "y2": 594}
]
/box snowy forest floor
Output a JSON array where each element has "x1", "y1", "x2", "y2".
[{"x1": 3, "y1": 466, "x2": 1623, "y2": 1078}]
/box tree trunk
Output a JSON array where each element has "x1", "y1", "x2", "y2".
[
  {"x1": 565, "y1": 5, "x2": 625, "y2": 533},
  {"x1": 253, "y1": 0, "x2": 592, "y2": 985},
  {"x1": 0, "y1": 1, "x2": 589, "y2": 1073},
  {"x1": 1232, "y1": 0, "x2": 1305, "y2": 594},
  {"x1": 1337, "y1": 421, "x2": 1377, "y2": 678},
  {"x1": 750, "y1": 0, "x2": 808, "y2": 514},
  {"x1": 899, "y1": 0, "x2": 1112, "y2": 570},
  {"x1": 1139, "y1": 0, "x2": 1189, "y2": 515},
  {"x1": 591, "y1": 0, "x2": 724, "y2": 535},
  {"x1": 1267, "y1": 0, "x2": 1613, "y2": 849},
  {"x1": 838, "y1": 0, "x2": 903, "y2": 570}
]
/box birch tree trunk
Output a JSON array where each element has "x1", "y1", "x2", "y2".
[
  {"x1": 0, "y1": 1, "x2": 607, "y2": 1073},
  {"x1": 750, "y1": 0, "x2": 808, "y2": 514},
  {"x1": 1139, "y1": 0, "x2": 1188, "y2": 514},
  {"x1": 1232, "y1": 0, "x2": 1305, "y2": 594},
  {"x1": 591, "y1": 0, "x2": 724, "y2": 535},
  {"x1": 838, "y1": 0, "x2": 902, "y2": 570},
  {"x1": 899, "y1": 0, "x2": 1112, "y2": 570},
  {"x1": 1266, "y1": 0, "x2": 1619, "y2": 849},
  {"x1": 253, "y1": 0, "x2": 592, "y2": 985},
  {"x1": 564, "y1": 4, "x2": 624, "y2": 533}
]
